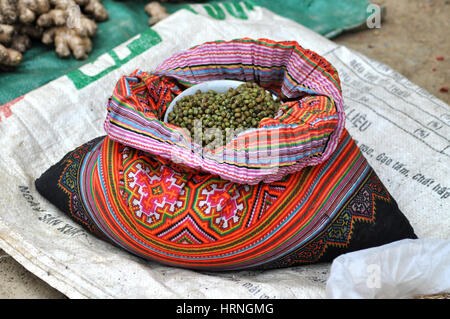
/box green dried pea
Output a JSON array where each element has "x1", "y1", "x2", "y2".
[{"x1": 168, "y1": 82, "x2": 282, "y2": 148}]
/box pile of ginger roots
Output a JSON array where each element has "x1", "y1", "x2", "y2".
[
  {"x1": 0, "y1": 0, "x2": 108, "y2": 69},
  {"x1": 0, "y1": 0, "x2": 178, "y2": 70}
]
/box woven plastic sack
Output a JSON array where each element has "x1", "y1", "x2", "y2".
[{"x1": 35, "y1": 38, "x2": 416, "y2": 271}]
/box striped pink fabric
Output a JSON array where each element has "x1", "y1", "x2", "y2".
[{"x1": 104, "y1": 38, "x2": 345, "y2": 184}]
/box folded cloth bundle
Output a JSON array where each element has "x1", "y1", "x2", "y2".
[{"x1": 35, "y1": 39, "x2": 417, "y2": 270}]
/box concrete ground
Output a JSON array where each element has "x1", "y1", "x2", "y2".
[{"x1": 0, "y1": 0, "x2": 448, "y2": 299}]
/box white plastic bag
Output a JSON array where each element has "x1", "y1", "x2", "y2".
[{"x1": 326, "y1": 238, "x2": 450, "y2": 299}]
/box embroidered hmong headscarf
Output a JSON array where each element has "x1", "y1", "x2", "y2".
[{"x1": 36, "y1": 39, "x2": 416, "y2": 270}]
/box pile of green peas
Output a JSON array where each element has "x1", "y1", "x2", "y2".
[{"x1": 167, "y1": 82, "x2": 281, "y2": 148}]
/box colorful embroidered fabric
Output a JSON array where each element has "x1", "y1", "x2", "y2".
[
  {"x1": 104, "y1": 38, "x2": 344, "y2": 184},
  {"x1": 35, "y1": 39, "x2": 416, "y2": 270}
]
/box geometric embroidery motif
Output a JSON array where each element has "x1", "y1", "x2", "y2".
[
  {"x1": 260, "y1": 170, "x2": 391, "y2": 268},
  {"x1": 123, "y1": 160, "x2": 187, "y2": 228},
  {"x1": 119, "y1": 149, "x2": 289, "y2": 242},
  {"x1": 58, "y1": 138, "x2": 102, "y2": 232},
  {"x1": 349, "y1": 188, "x2": 373, "y2": 219},
  {"x1": 193, "y1": 179, "x2": 250, "y2": 235}
]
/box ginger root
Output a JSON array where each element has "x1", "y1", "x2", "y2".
[
  {"x1": 0, "y1": 43, "x2": 22, "y2": 68},
  {"x1": 79, "y1": 0, "x2": 108, "y2": 22},
  {"x1": 11, "y1": 33, "x2": 32, "y2": 52},
  {"x1": 38, "y1": 1, "x2": 98, "y2": 38},
  {"x1": 42, "y1": 25, "x2": 92, "y2": 59},
  {"x1": 36, "y1": 8, "x2": 68, "y2": 27},
  {"x1": 17, "y1": 0, "x2": 51, "y2": 24},
  {"x1": 0, "y1": 23, "x2": 14, "y2": 45},
  {"x1": 0, "y1": 0, "x2": 17, "y2": 24},
  {"x1": 145, "y1": 1, "x2": 170, "y2": 26}
]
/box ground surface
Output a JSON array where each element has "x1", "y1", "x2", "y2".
[
  {"x1": 0, "y1": 0, "x2": 448, "y2": 299},
  {"x1": 335, "y1": 0, "x2": 449, "y2": 105}
]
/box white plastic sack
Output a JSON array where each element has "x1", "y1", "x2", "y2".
[
  {"x1": 0, "y1": 2, "x2": 448, "y2": 298},
  {"x1": 326, "y1": 238, "x2": 450, "y2": 299}
]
